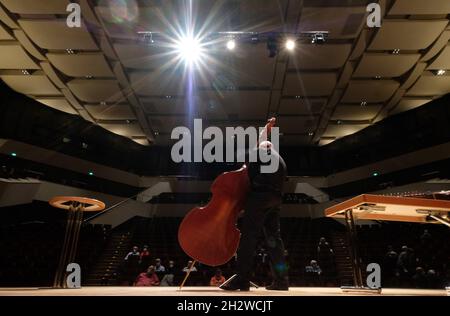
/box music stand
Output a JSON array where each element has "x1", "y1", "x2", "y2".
[{"x1": 49, "y1": 196, "x2": 105, "y2": 288}]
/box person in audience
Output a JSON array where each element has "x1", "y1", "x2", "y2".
[
  {"x1": 305, "y1": 260, "x2": 322, "y2": 286},
  {"x1": 426, "y1": 269, "x2": 439, "y2": 289},
  {"x1": 155, "y1": 258, "x2": 166, "y2": 273},
  {"x1": 134, "y1": 265, "x2": 160, "y2": 286},
  {"x1": 160, "y1": 260, "x2": 176, "y2": 286},
  {"x1": 182, "y1": 260, "x2": 198, "y2": 273},
  {"x1": 139, "y1": 245, "x2": 151, "y2": 269},
  {"x1": 124, "y1": 246, "x2": 140, "y2": 261},
  {"x1": 305, "y1": 260, "x2": 322, "y2": 275},
  {"x1": 317, "y1": 237, "x2": 334, "y2": 281},
  {"x1": 420, "y1": 229, "x2": 432, "y2": 245},
  {"x1": 210, "y1": 269, "x2": 226, "y2": 287},
  {"x1": 383, "y1": 245, "x2": 398, "y2": 285},
  {"x1": 397, "y1": 245, "x2": 415, "y2": 275},
  {"x1": 412, "y1": 267, "x2": 427, "y2": 288},
  {"x1": 124, "y1": 246, "x2": 140, "y2": 286}
]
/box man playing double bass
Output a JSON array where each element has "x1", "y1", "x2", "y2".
[{"x1": 221, "y1": 117, "x2": 289, "y2": 291}]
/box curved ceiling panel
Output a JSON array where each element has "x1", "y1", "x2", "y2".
[
  {"x1": 284, "y1": 73, "x2": 337, "y2": 97},
  {"x1": 0, "y1": 72, "x2": 61, "y2": 96},
  {"x1": 332, "y1": 105, "x2": 382, "y2": 121},
  {"x1": 369, "y1": 20, "x2": 448, "y2": 51},
  {"x1": 353, "y1": 53, "x2": 421, "y2": 78},
  {"x1": 278, "y1": 98, "x2": 327, "y2": 115},
  {"x1": 323, "y1": 124, "x2": 370, "y2": 138},
  {"x1": 341, "y1": 80, "x2": 400, "y2": 103},
  {"x1": 85, "y1": 103, "x2": 136, "y2": 120},
  {"x1": 406, "y1": 74, "x2": 450, "y2": 96},
  {"x1": 18, "y1": 20, "x2": 99, "y2": 50},
  {"x1": 428, "y1": 46, "x2": 450, "y2": 70},
  {"x1": 35, "y1": 97, "x2": 77, "y2": 115},
  {"x1": 99, "y1": 122, "x2": 144, "y2": 138},
  {"x1": 388, "y1": 0, "x2": 450, "y2": 15},
  {"x1": 289, "y1": 44, "x2": 352, "y2": 70},
  {"x1": 47, "y1": 53, "x2": 114, "y2": 77},
  {"x1": 67, "y1": 79, "x2": 125, "y2": 103},
  {"x1": 130, "y1": 71, "x2": 186, "y2": 96},
  {"x1": 0, "y1": 23, "x2": 13, "y2": 40},
  {"x1": 0, "y1": 43, "x2": 40, "y2": 69},
  {"x1": 277, "y1": 116, "x2": 319, "y2": 134},
  {"x1": 0, "y1": 0, "x2": 70, "y2": 14}
]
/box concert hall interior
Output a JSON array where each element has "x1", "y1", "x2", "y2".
[{"x1": 0, "y1": 0, "x2": 449, "y2": 297}]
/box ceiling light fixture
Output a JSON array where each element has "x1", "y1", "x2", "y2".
[
  {"x1": 285, "y1": 39, "x2": 296, "y2": 51},
  {"x1": 392, "y1": 49, "x2": 400, "y2": 54},
  {"x1": 176, "y1": 36, "x2": 202, "y2": 66},
  {"x1": 435, "y1": 69, "x2": 446, "y2": 76},
  {"x1": 226, "y1": 39, "x2": 236, "y2": 51},
  {"x1": 311, "y1": 32, "x2": 326, "y2": 44}
]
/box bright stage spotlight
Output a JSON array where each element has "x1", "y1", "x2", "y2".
[
  {"x1": 176, "y1": 36, "x2": 202, "y2": 65},
  {"x1": 285, "y1": 39, "x2": 296, "y2": 51},
  {"x1": 226, "y1": 39, "x2": 236, "y2": 51}
]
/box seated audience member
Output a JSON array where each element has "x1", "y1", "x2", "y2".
[
  {"x1": 160, "y1": 260, "x2": 176, "y2": 286},
  {"x1": 412, "y1": 267, "x2": 427, "y2": 288},
  {"x1": 135, "y1": 265, "x2": 160, "y2": 286},
  {"x1": 383, "y1": 245, "x2": 398, "y2": 285},
  {"x1": 426, "y1": 269, "x2": 439, "y2": 289},
  {"x1": 210, "y1": 269, "x2": 226, "y2": 287},
  {"x1": 155, "y1": 258, "x2": 166, "y2": 273},
  {"x1": 397, "y1": 245, "x2": 415, "y2": 276},
  {"x1": 305, "y1": 260, "x2": 322, "y2": 275},
  {"x1": 420, "y1": 229, "x2": 432, "y2": 245},
  {"x1": 124, "y1": 246, "x2": 140, "y2": 261},
  {"x1": 182, "y1": 260, "x2": 198, "y2": 273}
]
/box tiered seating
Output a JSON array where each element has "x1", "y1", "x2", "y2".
[
  {"x1": 357, "y1": 223, "x2": 450, "y2": 288},
  {"x1": 114, "y1": 217, "x2": 343, "y2": 287}
]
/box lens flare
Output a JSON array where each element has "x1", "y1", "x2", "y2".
[
  {"x1": 98, "y1": 0, "x2": 138, "y2": 23},
  {"x1": 175, "y1": 35, "x2": 203, "y2": 66},
  {"x1": 285, "y1": 39, "x2": 296, "y2": 51},
  {"x1": 226, "y1": 39, "x2": 236, "y2": 50}
]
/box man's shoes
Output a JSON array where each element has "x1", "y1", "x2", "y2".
[
  {"x1": 265, "y1": 282, "x2": 289, "y2": 291},
  {"x1": 219, "y1": 274, "x2": 250, "y2": 291}
]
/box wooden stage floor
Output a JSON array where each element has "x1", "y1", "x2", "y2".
[{"x1": 0, "y1": 286, "x2": 447, "y2": 296}]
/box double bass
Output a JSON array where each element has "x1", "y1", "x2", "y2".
[{"x1": 177, "y1": 118, "x2": 277, "y2": 269}]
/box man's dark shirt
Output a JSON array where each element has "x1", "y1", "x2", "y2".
[{"x1": 246, "y1": 147, "x2": 287, "y2": 194}]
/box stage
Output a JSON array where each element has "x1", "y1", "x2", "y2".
[{"x1": 0, "y1": 287, "x2": 446, "y2": 296}]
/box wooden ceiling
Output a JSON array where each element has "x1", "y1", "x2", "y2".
[{"x1": 0, "y1": 0, "x2": 449, "y2": 146}]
